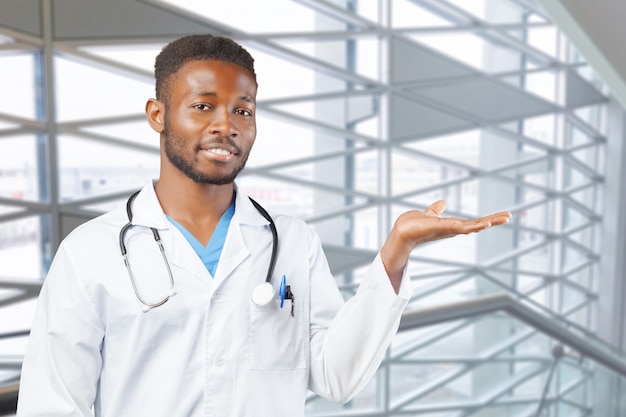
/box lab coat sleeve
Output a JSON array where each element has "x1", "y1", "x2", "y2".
[
  {"x1": 308, "y1": 232, "x2": 411, "y2": 403},
  {"x1": 17, "y1": 241, "x2": 105, "y2": 417}
]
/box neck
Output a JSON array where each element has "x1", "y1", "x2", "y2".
[{"x1": 154, "y1": 175, "x2": 235, "y2": 224}]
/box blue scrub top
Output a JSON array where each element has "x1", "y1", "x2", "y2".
[{"x1": 166, "y1": 200, "x2": 235, "y2": 277}]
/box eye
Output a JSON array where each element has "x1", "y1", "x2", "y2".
[
  {"x1": 194, "y1": 104, "x2": 211, "y2": 111},
  {"x1": 235, "y1": 109, "x2": 253, "y2": 117}
]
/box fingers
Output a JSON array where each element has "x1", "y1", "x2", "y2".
[
  {"x1": 451, "y1": 212, "x2": 511, "y2": 234},
  {"x1": 481, "y1": 211, "x2": 512, "y2": 226},
  {"x1": 461, "y1": 218, "x2": 493, "y2": 233},
  {"x1": 426, "y1": 200, "x2": 446, "y2": 217},
  {"x1": 426, "y1": 202, "x2": 511, "y2": 226},
  {"x1": 417, "y1": 203, "x2": 512, "y2": 237}
]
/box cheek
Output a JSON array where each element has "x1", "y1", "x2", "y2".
[
  {"x1": 248, "y1": 129, "x2": 257, "y2": 149},
  {"x1": 241, "y1": 121, "x2": 256, "y2": 143},
  {"x1": 169, "y1": 108, "x2": 204, "y2": 131}
]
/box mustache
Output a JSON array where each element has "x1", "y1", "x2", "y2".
[{"x1": 197, "y1": 136, "x2": 241, "y2": 155}]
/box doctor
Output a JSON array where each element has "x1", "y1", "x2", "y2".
[{"x1": 17, "y1": 34, "x2": 511, "y2": 417}]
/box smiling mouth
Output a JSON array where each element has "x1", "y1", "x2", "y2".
[
  {"x1": 199, "y1": 146, "x2": 240, "y2": 163},
  {"x1": 206, "y1": 148, "x2": 233, "y2": 155},
  {"x1": 199, "y1": 139, "x2": 241, "y2": 157}
]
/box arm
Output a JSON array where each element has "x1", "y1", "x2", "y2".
[
  {"x1": 308, "y1": 201, "x2": 510, "y2": 403},
  {"x1": 309, "y1": 201, "x2": 511, "y2": 402},
  {"x1": 17, "y1": 243, "x2": 105, "y2": 417},
  {"x1": 381, "y1": 200, "x2": 512, "y2": 293},
  {"x1": 308, "y1": 240, "x2": 407, "y2": 404}
]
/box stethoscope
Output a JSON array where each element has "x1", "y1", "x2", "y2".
[{"x1": 119, "y1": 190, "x2": 278, "y2": 312}]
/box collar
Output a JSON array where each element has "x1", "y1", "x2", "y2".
[
  {"x1": 128, "y1": 181, "x2": 169, "y2": 229},
  {"x1": 232, "y1": 183, "x2": 273, "y2": 227},
  {"x1": 128, "y1": 181, "x2": 271, "y2": 229}
]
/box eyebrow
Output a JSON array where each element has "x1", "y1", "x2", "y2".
[
  {"x1": 193, "y1": 91, "x2": 217, "y2": 98},
  {"x1": 193, "y1": 91, "x2": 255, "y2": 103}
]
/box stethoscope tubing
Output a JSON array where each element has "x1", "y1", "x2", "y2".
[
  {"x1": 248, "y1": 197, "x2": 278, "y2": 284},
  {"x1": 119, "y1": 190, "x2": 278, "y2": 311}
]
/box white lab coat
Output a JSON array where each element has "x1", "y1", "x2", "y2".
[{"x1": 17, "y1": 182, "x2": 411, "y2": 417}]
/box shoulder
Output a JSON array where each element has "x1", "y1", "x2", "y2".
[
  {"x1": 264, "y1": 210, "x2": 322, "y2": 251},
  {"x1": 61, "y1": 205, "x2": 126, "y2": 249},
  {"x1": 238, "y1": 192, "x2": 317, "y2": 242}
]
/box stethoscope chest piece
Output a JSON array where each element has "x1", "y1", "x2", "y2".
[{"x1": 251, "y1": 282, "x2": 274, "y2": 306}]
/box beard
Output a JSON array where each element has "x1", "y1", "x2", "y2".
[{"x1": 163, "y1": 118, "x2": 250, "y2": 185}]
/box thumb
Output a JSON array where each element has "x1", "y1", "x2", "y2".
[{"x1": 426, "y1": 200, "x2": 446, "y2": 217}]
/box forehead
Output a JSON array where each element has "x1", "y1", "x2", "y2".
[{"x1": 169, "y1": 59, "x2": 257, "y2": 99}]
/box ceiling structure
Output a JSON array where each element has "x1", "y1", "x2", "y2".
[{"x1": 537, "y1": 0, "x2": 626, "y2": 109}]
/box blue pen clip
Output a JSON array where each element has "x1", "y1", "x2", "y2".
[{"x1": 279, "y1": 275, "x2": 287, "y2": 308}]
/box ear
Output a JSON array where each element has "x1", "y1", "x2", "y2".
[{"x1": 145, "y1": 98, "x2": 165, "y2": 133}]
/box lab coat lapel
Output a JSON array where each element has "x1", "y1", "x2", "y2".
[
  {"x1": 212, "y1": 220, "x2": 248, "y2": 286},
  {"x1": 129, "y1": 182, "x2": 212, "y2": 282},
  {"x1": 212, "y1": 188, "x2": 270, "y2": 286},
  {"x1": 127, "y1": 182, "x2": 272, "y2": 286}
]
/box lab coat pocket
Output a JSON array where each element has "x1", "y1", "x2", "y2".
[{"x1": 249, "y1": 298, "x2": 305, "y2": 370}]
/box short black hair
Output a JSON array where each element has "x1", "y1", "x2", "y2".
[{"x1": 154, "y1": 34, "x2": 256, "y2": 103}]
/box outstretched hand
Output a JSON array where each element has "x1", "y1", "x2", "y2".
[{"x1": 380, "y1": 200, "x2": 512, "y2": 293}]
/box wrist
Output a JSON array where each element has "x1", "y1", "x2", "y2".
[{"x1": 380, "y1": 229, "x2": 413, "y2": 292}]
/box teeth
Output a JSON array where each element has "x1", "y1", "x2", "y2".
[{"x1": 207, "y1": 148, "x2": 231, "y2": 155}]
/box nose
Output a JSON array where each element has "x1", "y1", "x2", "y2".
[{"x1": 210, "y1": 108, "x2": 237, "y2": 136}]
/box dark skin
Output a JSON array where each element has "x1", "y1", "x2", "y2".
[
  {"x1": 146, "y1": 60, "x2": 256, "y2": 245},
  {"x1": 145, "y1": 59, "x2": 512, "y2": 293}
]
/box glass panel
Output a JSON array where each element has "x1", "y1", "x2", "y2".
[
  {"x1": 248, "y1": 47, "x2": 316, "y2": 99},
  {"x1": 523, "y1": 68, "x2": 558, "y2": 103},
  {"x1": 521, "y1": 114, "x2": 558, "y2": 146},
  {"x1": 568, "y1": 123, "x2": 595, "y2": 147},
  {"x1": 353, "y1": 149, "x2": 382, "y2": 196},
  {"x1": 55, "y1": 55, "x2": 153, "y2": 122},
  {"x1": 303, "y1": 311, "x2": 625, "y2": 416},
  {"x1": 569, "y1": 187, "x2": 600, "y2": 212},
  {"x1": 159, "y1": 0, "x2": 316, "y2": 33},
  {"x1": 526, "y1": 25, "x2": 559, "y2": 60},
  {"x1": 271, "y1": 93, "x2": 379, "y2": 130},
  {"x1": 79, "y1": 43, "x2": 162, "y2": 73},
  {"x1": 0, "y1": 53, "x2": 37, "y2": 120},
  {"x1": 351, "y1": 206, "x2": 380, "y2": 250},
  {"x1": 274, "y1": 37, "x2": 381, "y2": 81},
  {"x1": 0, "y1": 298, "x2": 38, "y2": 352},
  {"x1": 575, "y1": 64, "x2": 608, "y2": 92},
  {"x1": 407, "y1": 32, "x2": 490, "y2": 71},
  {"x1": 0, "y1": 134, "x2": 44, "y2": 202},
  {"x1": 247, "y1": 117, "x2": 314, "y2": 167},
  {"x1": 391, "y1": 0, "x2": 453, "y2": 28},
  {"x1": 239, "y1": 175, "x2": 314, "y2": 218},
  {"x1": 390, "y1": 149, "x2": 470, "y2": 195},
  {"x1": 81, "y1": 195, "x2": 129, "y2": 214},
  {"x1": 403, "y1": 130, "x2": 481, "y2": 168},
  {"x1": 574, "y1": 103, "x2": 606, "y2": 132},
  {"x1": 450, "y1": 0, "x2": 528, "y2": 24},
  {"x1": 0, "y1": 121, "x2": 19, "y2": 130},
  {"x1": 57, "y1": 134, "x2": 159, "y2": 202},
  {"x1": 79, "y1": 119, "x2": 159, "y2": 149},
  {"x1": 0, "y1": 215, "x2": 45, "y2": 280}
]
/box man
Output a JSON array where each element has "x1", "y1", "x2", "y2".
[{"x1": 17, "y1": 34, "x2": 511, "y2": 416}]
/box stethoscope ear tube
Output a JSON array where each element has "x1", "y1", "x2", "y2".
[
  {"x1": 248, "y1": 197, "x2": 279, "y2": 306},
  {"x1": 248, "y1": 197, "x2": 278, "y2": 285},
  {"x1": 119, "y1": 190, "x2": 141, "y2": 256}
]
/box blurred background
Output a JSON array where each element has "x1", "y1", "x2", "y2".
[{"x1": 1, "y1": 0, "x2": 625, "y2": 415}]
